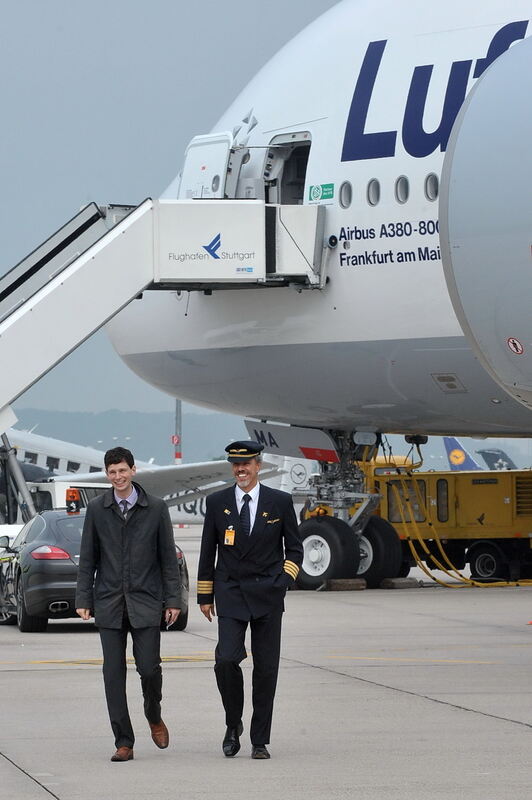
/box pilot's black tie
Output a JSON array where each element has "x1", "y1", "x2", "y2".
[{"x1": 240, "y1": 494, "x2": 251, "y2": 536}]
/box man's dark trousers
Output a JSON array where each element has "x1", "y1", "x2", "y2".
[
  {"x1": 214, "y1": 609, "x2": 283, "y2": 746},
  {"x1": 99, "y1": 614, "x2": 162, "y2": 748}
]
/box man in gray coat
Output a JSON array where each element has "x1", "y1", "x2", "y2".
[{"x1": 76, "y1": 447, "x2": 181, "y2": 762}]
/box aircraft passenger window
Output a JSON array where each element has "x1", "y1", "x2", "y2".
[
  {"x1": 24, "y1": 451, "x2": 38, "y2": 465},
  {"x1": 436, "y1": 479, "x2": 449, "y2": 523},
  {"x1": 424, "y1": 173, "x2": 439, "y2": 201},
  {"x1": 67, "y1": 461, "x2": 80, "y2": 473},
  {"x1": 367, "y1": 179, "x2": 380, "y2": 206},
  {"x1": 339, "y1": 181, "x2": 352, "y2": 209},
  {"x1": 395, "y1": 176, "x2": 409, "y2": 204},
  {"x1": 46, "y1": 456, "x2": 60, "y2": 472},
  {"x1": 89, "y1": 466, "x2": 101, "y2": 473}
]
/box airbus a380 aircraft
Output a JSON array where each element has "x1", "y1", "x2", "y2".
[
  {"x1": 107, "y1": 0, "x2": 532, "y2": 441},
  {"x1": 2, "y1": 0, "x2": 532, "y2": 585},
  {"x1": 104, "y1": 0, "x2": 532, "y2": 585}
]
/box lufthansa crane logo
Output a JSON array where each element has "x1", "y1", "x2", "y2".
[
  {"x1": 449, "y1": 449, "x2": 466, "y2": 466},
  {"x1": 202, "y1": 233, "x2": 221, "y2": 259},
  {"x1": 290, "y1": 463, "x2": 308, "y2": 485}
]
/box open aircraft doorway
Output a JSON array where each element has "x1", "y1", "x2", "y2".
[{"x1": 263, "y1": 132, "x2": 311, "y2": 205}]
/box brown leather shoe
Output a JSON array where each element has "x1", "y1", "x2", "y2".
[
  {"x1": 149, "y1": 719, "x2": 169, "y2": 749},
  {"x1": 111, "y1": 746, "x2": 134, "y2": 762}
]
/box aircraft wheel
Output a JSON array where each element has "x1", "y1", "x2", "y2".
[
  {"x1": 356, "y1": 517, "x2": 402, "y2": 588},
  {"x1": 16, "y1": 578, "x2": 48, "y2": 633},
  {"x1": 297, "y1": 517, "x2": 359, "y2": 590},
  {"x1": 397, "y1": 561, "x2": 411, "y2": 578},
  {"x1": 469, "y1": 542, "x2": 508, "y2": 582}
]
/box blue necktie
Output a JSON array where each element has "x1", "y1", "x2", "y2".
[
  {"x1": 240, "y1": 494, "x2": 251, "y2": 536},
  {"x1": 120, "y1": 499, "x2": 128, "y2": 519}
]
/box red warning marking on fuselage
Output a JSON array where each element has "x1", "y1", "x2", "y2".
[{"x1": 300, "y1": 447, "x2": 339, "y2": 463}]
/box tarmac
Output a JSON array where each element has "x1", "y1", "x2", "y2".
[{"x1": 1, "y1": 525, "x2": 531, "y2": 799}]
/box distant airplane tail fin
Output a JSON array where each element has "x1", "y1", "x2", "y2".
[
  {"x1": 443, "y1": 437, "x2": 483, "y2": 470},
  {"x1": 475, "y1": 447, "x2": 517, "y2": 470}
]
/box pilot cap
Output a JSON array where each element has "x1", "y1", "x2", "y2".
[{"x1": 225, "y1": 440, "x2": 264, "y2": 462}]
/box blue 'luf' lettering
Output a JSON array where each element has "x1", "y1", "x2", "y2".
[{"x1": 341, "y1": 20, "x2": 529, "y2": 162}]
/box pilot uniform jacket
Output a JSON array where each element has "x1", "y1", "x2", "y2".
[
  {"x1": 76, "y1": 482, "x2": 180, "y2": 629},
  {"x1": 197, "y1": 483, "x2": 303, "y2": 620}
]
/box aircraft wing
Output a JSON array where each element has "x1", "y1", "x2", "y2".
[
  {"x1": 53, "y1": 460, "x2": 282, "y2": 499},
  {"x1": 162, "y1": 466, "x2": 281, "y2": 507}
]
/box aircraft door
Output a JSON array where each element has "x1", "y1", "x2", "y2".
[
  {"x1": 177, "y1": 131, "x2": 234, "y2": 199},
  {"x1": 263, "y1": 132, "x2": 311, "y2": 205}
]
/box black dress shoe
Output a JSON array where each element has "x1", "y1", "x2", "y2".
[
  {"x1": 222, "y1": 721, "x2": 243, "y2": 757},
  {"x1": 251, "y1": 744, "x2": 270, "y2": 759}
]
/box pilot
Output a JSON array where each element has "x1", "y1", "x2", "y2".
[{"x1": 198, "y1": 439, "x2": 303, "y2": 760}]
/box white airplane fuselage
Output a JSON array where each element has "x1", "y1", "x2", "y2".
[{"x1": 106, "y1": 0, "x2": 532, "y2": 437}]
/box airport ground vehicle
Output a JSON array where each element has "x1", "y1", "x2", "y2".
[
  {"x1": 0, "y1": 509, "x2": 189, "y2": 632},
  {"x1": 298, "y1": 457, "x2": 532, "y2": 588}
]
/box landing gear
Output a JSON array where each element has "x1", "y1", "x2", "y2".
[
  {"x1": 297, "y1": 430, "x2": 401, "y2": 589},
  {"x1": 298, "y1": 516, "x2": 360, "y2": 589},
  {"x1": 356, "y1": 517, "x2": 402, "y2": 588}
]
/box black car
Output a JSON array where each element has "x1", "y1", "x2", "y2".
[{"x1": 0, "y1": 509, "x2": 189, "y2": 633}]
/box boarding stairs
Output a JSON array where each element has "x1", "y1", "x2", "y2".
[{"x1": 0, "y1": 197, "x2": 325, "y2": 439}]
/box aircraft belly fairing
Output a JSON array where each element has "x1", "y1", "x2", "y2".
[{"x1": 116, "y1": 336, "x2": 532, "y2": 436}]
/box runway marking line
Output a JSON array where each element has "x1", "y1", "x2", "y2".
[
  {"x1": 0, "y1": 654, "x2": 214, "y2": 666},
  {"x1": 327, "y1": 656, "x2": 498, "y2": 664}
]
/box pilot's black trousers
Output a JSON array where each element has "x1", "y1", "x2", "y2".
[
  {"x1": 214, "y1": 609, "x2": 283, "y2": 746},
  {"x1": 99, "y1": 618, "x2": 162, "y2": 748}
]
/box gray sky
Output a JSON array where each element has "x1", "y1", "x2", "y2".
[
  {"x1": 4, "y1": 2, "x2": 530, "y2": 471},
  {"x1": 1, "y1": 0, "x2": 338, "y2": 414}
]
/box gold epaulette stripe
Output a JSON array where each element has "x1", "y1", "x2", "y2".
[
  {"x1": 284, "y1": 561, "x2": 299, "y2": 579},
  {"x1": 284, "y1": 566, "x2": 298, "y2": 579},
  {"x1": 197, "y1": 581, "x2": 214, "y2": 592}
]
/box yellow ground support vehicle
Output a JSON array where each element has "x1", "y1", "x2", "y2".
[{"x1": 302, "y1": 458, "x2": 532, "y2": 588}]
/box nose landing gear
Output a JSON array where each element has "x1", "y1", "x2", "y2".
[{"x1": 297, "y1": 431, "x2": 402, "y2": 590}]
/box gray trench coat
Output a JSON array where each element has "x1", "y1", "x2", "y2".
[{"x1": 75, "y1": 483, "x2": 181, "y2": 628}]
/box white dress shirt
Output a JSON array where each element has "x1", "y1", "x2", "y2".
[
  {"x1": 235, "y1": 482, "x2": 260, "y2": 531},
  {"x1": 114, "y1": 486, "x2": 138, "y2": 514}
]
